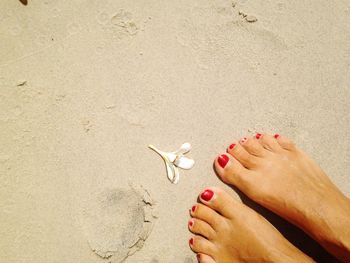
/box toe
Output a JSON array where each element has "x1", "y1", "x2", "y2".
[
  {"x1": 191, "y1": 203, "x2": 223, "y2": 229},
  {"x1": 214, "y1": 153, "x2": 256, "y2": 195},
  {"x1": 227, "y1": 141, "x2": 260, "y2": 168},
  {"x1": 189, "y1": 235, "x2": 216, "y2": 255},
  {"x1": 238, "y1": 134, "x2": 267, "y2": 157},
  {"x1": 188, "y1": 218, "x2": 216, "y2": 240},
  {"x1": 274, "y1": 134, "x2": 296, "y2": 151},
  {"x1": 198, "y1": 187, "x2": 239, "y2": 219},
  {"x1": 257, "y1": 133, "x2": 282, "y2": 152},
  {"x1": 197, "y1": 253, "x2": 216, "y2": 263}
]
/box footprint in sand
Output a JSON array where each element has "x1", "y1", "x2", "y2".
[{"x1": 80, "y1": 185, "x2": 157, "y2": 262}]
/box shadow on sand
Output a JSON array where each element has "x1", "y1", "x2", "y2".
[{"x1": 231, "y1": 185, "x2": 340, "y2": 263}]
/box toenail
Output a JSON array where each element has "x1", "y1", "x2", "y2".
[
  {"x1": 201, "y1": 189, "x2": 214, "y2": 202},
  {"x1": 274, "y1": 134, "x2": 280, "y2": 139},
  {"x1": 191, "y1": 205, "x2": 197, "y2": 213},
  {"x1": 229, "y1": 143, "x2": 236, "y2": 150},
  {"x1": 218, "y1": 154, "x2": 229, "y2": 168},
  {"x1": 189, "y1": 238, "x2": 194, "y2": 246},
  {"x1": 240, "y1": 137, "x2": 248, "y2": 144},
  {"x1": 188, "y1": 219, "x2": 194, "y2": 227},
  {"x1": 255, "y1": 133, "x2": 263, "y2": 139}
]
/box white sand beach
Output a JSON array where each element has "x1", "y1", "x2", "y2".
[{"x1": 1, "y1": 0, "x2": 350, "y2": 262}]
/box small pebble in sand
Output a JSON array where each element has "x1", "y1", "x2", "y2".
[
  {"x1": 17, "y1": 80, "x2": 27, "y2": 86},
  {"x1": 246, "y1": 15, "x2": 258, "y2": 23},
  {"x1": 238, "y1": 10, "x2": 247, "y2": 17}
]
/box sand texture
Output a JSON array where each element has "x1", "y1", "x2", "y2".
[{"x1": 1, "y1": 0, "x2": 350, "y2": 262}]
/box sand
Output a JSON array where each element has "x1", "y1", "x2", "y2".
[{"x1": 1, "y1": 0, "x2": 349, "y2": 262}]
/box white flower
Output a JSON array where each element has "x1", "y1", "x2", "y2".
[{"x1": 148, "y1": 143, "x2": 195, "y2": 184}]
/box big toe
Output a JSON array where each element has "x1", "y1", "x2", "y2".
[{"x1": 214, "y1": 154, "x2": 255, "y2": 196}]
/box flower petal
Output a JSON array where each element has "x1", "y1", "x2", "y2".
[
  {"x1": 165, "y1": 161, "x2": 176, "y2": 183},
  {"x1": 165, "y1": 152, "x2": 177, "y2": 163},
  {"x1": 172, "y1": 166, "x2": 180, "y2": 184},
  {"x1": 173, "y1": 143, "x2": 191, "y2": 155},
  {"x1": 174, "y1": 156, "x2": 195, "y2": 170}
]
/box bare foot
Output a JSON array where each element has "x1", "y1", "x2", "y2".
[
  {"x1": 188, "y1": 187, "x2": 314, "y2": 263},
  {"x1": 214, "y1": 133, "x2": 350, "y2": 262}
]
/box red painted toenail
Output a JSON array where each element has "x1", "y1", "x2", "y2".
[
  {"x1": 189, "y1": 238, "x2": 194, "y2": 246},
  {"x1": 240, "y1": 137, "x2": 248, "y2": 144},
  {"x1": 229, "y1": 143, "x2": 236, "y2": 150},
  {"x1": 274, "y1": 134, "x2": 280, "y2": 139},
  {"x1": 201, "y1": 189, "x2": 214, "y2": 201},
  {"x1": 218, "y1": 154, "x2": 229, "y2": 168},
  {"x1": 191, "y1": 205, "x2": 197, "y2": 212},
  {"x1": 255, "y1": 133, "x2": 262, "y2": 139},
  {"x1": 188, "y1": 219, "x2": 194, "y2": 227}
]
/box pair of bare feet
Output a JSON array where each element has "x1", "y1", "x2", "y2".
[{"x1": 188, "y1": 133, "x2": 350, "y2": 262}]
